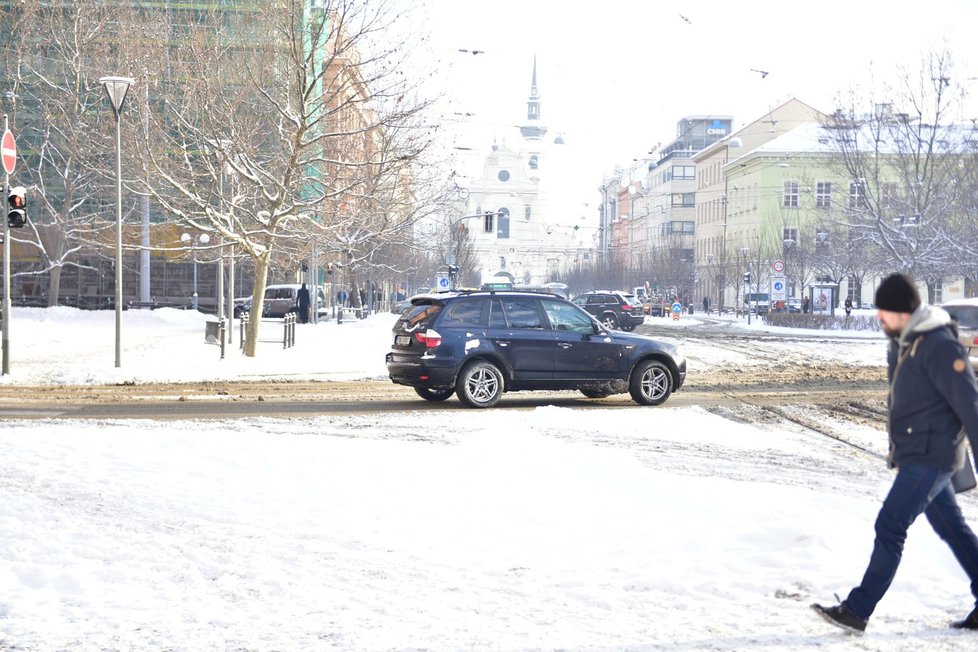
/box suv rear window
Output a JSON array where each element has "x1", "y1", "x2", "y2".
[
  {"x1": 945, "y1": 305, "x2": 978, "y2": 330},
  {"x1": 402, "y1": 303, "x2": 443, "y2": 329},
  {"x1": 440, "y1": 298, "x2": 488, "y2": 327}
]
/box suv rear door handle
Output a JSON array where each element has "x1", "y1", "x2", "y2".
[
  {"x1": 557, "y1": 342, "x2": 572, "y2": 349},
  {"x1": 496, "y1": 340, "x2": 510, "y2": 347}
]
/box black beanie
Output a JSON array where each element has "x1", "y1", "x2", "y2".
[{"x1": 875, "y1": 273, "x2": 920, "y2": 313}]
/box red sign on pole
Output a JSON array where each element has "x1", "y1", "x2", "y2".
[{"x1": 1, "y1": 130, "x2": 15, "y2": 175}]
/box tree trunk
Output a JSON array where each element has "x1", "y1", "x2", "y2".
[
  {"x1": 243, "y1": 258, "x2": 270, "y2": 357},
  {"x1": 46, "y1": 265, "x2": 63, "y2": 307}
]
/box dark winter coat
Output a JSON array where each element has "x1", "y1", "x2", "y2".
[
  {"x1": 887, "y1": 305, "x2": 978, "y2": 471},
  {"x1": 297, "y1": 286, "x2": 311, "y2": 310}
]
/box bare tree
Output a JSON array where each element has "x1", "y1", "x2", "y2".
[
  {"x1": 822, "y1": 50, "x2": 970, "y2": 280},
  {"x1": 133, "y1": 0, "x2": 436, "y2": 355},
  {"x1": 0, "y1": 1, "x2": 149, "y2": 306}
]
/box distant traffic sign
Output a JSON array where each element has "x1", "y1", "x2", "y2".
[
  {"x1": 671, "y1": 302, "x2": 683, "y2": 314},
  {"x1": 772, "y1": 259, "x2": 785, "y2": 274},
  {"x1": 1, "y1": 130, "x2": 15, "y2": 175}
]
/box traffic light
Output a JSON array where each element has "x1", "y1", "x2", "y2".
[
  {"x1": 743, "y1": 271, "x2": 752, "y2": 284},
  {"x1": 448, "y1": 264, "x2": 459, "y2": 278},
  {"x1": 326, "y1": 262, "x2": 334, "y2": 275},
  {"x1": 7, "y1": 186, "x2": 26, "y2": 228}
]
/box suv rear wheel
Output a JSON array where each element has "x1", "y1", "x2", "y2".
[
  {"x1": 629, "y1": 359, "x2": 672, "y2": 406},
  {"x1": 455, "y1": 360, "x2": 504, "y2": 408},
  {"x1": 415, "y1": 387, "x2": 454, "y2": 401},
  {"x1": 601, "y1": 313, "x2": 619, "y2": 330}
]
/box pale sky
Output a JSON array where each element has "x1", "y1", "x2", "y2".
[{"x1": 403, "y1": 0, "x2": 978, "y2": 218}]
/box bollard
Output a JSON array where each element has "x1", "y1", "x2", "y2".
[
  {"x1": 283, "y1": 313, "x2": 296, "y2": 349},
  {"x1": 337, "y1": 307, "x2": 343, "y2": 324},
  {"x1": 240, "y1": 312, "x2": 248, "y2": 350},
  {"x1": 219, "y1": 318, "x2": 226, "y2": 360}
]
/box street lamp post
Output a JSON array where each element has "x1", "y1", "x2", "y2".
[
  {"x1": 99, "y1": 76, "x2": 134, "y2": 368},
  {"x1": 740, "y1": 247, "x2": 752, "y2": 325},
  {"x1": 181, "y1": 232, "x2": 210, "y2": 311}
]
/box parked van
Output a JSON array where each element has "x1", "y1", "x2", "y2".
[
  {"x1": 744, "y1": 292, "x2": 771, "y2": 314},
  {"x1": 261, "y1": 284, "x2": 328, "y2": 318}
]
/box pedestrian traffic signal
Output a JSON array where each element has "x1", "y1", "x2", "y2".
[
  {"x1": 7, "y1": 186, "x2": 26, "y2": 228},
  {"x1": 326, "y1": 262, "x2": 334, "y2": 275}
]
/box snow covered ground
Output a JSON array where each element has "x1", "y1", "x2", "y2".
[{"x1": 2, "y1": 307, "x2": 977, "y2": 650}]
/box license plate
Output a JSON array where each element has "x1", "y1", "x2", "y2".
[{"x1": 395, "y1": 335, "x2": 411, "y2": 346}]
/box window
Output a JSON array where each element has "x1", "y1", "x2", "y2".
[
  {"x1": 483, "y1": 211, "x2": 494, "y2": 232},
  {"x1": 529, "y1": 155, "x2": 538, "y2": 170},
  {"x1": 496, "y1": 207, "x2": 510, "y2": 239},
  {"x1": 488, "y1": 299, "x2": 507, "y2": 327},
  {"x1": 524, "y1": 205, "x2": 532, "y2": 221},
  {"x1": 783, "y1": 181, "x2": 799, "y2": 208},
  {"x1": 500, "y1": 298, "x2": 544, "y2": 328},
  {"x1": 816, "y1": 182, "x2": 832, "y2": 209},
  {"x1": 671, "y1": 192, "x2": 695, "y2": 207},
  {"x1": 670, "y1": 248, "x2": 694, "y2": 262},
  {"x1": 846, "y1": 276, "x2": 861, "y2": 307},
  {"x1": 880, "y1": 182, "x2": 899, "y2": 209},
  {"x1": 783, "y1": 227, "x2": 799, "y2": 250},
  {"x1": 672, "y1": 165, "x2": 695, "y2": 180},
  {"x1": 442, "y1": 299, "x2": 488, "y2": 327},
  {"x1": 542, "y1": 300, "x2": 594, "y2": 334},
  {"x1": 661, "y1": 221, "x2": 695, "y2": 236},
  {"x1": 849, "y1": 181, "x2": 865, "y2": 209}
]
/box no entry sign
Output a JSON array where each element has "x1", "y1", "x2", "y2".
[{"x1": 1, "y1": 130, "x2": 15, "y2": 175}]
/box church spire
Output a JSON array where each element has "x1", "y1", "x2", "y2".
[{"x1": 520, "y1": 55, "x2": 548, "y2": 140}]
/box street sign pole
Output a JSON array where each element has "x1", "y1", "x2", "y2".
[{"x1": 2, "y1": 116, "x2": 14, "y2": 375}]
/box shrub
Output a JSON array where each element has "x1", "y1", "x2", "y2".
[{"x1": 762, "y1": 312, "x2": 880, "y2": 331}]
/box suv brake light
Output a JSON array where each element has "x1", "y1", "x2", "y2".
[
  {"x1": 621, "y1": 303, "x2": 632, "y2": 311},
  {"x1": 414, "y1": 328, "x2": 443, "y2": 348}
]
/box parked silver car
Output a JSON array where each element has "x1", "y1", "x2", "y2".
[
  {"x1": 941, "y1": 298, "x2": 978, "y2": 367},
  {"x1": 261, "y1": 284, "x2": 328, "y2": 318}
]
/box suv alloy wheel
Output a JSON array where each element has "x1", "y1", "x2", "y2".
[
  {"x1": 629, "y1": 359, "x2": 673, "y2": 405},
  {"x1": 455, "y1": 360, "x2": 504, "y2": 408}
]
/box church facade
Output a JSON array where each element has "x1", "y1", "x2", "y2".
[{"x1": 457, "y1": 58, "x2": 587, "y2": 286}]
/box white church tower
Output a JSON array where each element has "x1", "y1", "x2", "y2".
[{"x1": 462, "y1": 57, "x2": 582, "y2": 285}]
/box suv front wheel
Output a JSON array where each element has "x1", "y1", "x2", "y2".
[
  {"x1": 455, "y1": 360, "x2": 504, "y2": 408},
  {"x1": 601, "y1": 313, "x2": 619, "y2": 330},
  {"x1": 629, "y1": 359, "x2": 672, "y2": 406}
]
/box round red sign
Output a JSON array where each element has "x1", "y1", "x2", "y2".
[{"x1": 1, "y1": 130, "x2": 15, "y2": 175}]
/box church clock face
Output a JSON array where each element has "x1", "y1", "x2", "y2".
[{"x1": 497, "y1": 169, "x2": 511, "y2": 182}]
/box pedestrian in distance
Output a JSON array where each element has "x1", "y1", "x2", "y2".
[
  {"x1": 812, "y1": 272, "x2": 978, "y2": 634},
  {"x1": 296, "y1": 283, "x2": 310, "y2": 324},
  {"x1": 845, "y1": 296, "x2": 853, "y2": 317},
  {"x1": 803, "y1": 296, "x2": 810, "y2": 313},
  {"x1": 703, "y1": 296, "x2": 710, "y2": 314}
]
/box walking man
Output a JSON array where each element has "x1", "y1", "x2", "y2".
[
  {"x1": 812, "y1": 273, "x2": 978, "y2": 633},
  {"x1": 296, "y1": 283, "x2": 311, "y2": 324}
]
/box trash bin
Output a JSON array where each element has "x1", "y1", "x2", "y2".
[{"x1": 205, "y1": 320, "x2": 221, "y2": 344}]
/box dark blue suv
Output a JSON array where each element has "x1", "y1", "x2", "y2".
[{"x1": 386, "y1": 290, "x2": 686, "y2": 408}]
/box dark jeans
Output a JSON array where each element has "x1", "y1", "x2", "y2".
[{"x1": 845, "y1": 463, "x2": 978, "y2": 620}]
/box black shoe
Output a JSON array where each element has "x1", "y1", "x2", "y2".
[
  {"x1": 951, "y1": 606, "x2": 978, "y2": 629},
  {"x1": 811, "y1": 602, "x2": 867, "y2": 634}
]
